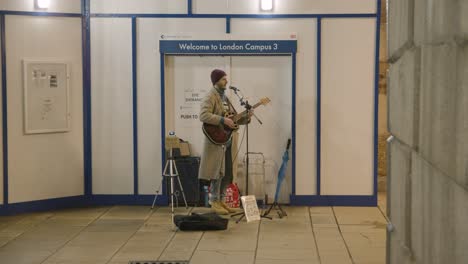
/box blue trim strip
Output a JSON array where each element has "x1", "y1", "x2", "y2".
[
  {"x1": 226, "y1": 16, "x2": 231, "y2": 33},
  {"x1": 92, "y1": 13, "x2": 191, "y2": 18},
  {"x1": 90, "y1": 13, "x2": 377, "y2": 18},
  {"x1": 316, "y1": 18, "x2": 321, "y2": 196},
  {"x1": 0, "y1": 196, "x2": 88, "y2": 216},
  {"x1": 160, "y1": 54, "x2": 167, "y2": 196},
  {"x1": 0, "y1": 194, "x2": 375, "y2": 214},
  {"x1": 373, "y1": 0, "x2": 381, "y2": 196},
  {"x1": 92, "y1": 195, "x2": 169, "y2": 206},
  {"x1": 187, "y1": 0, "x2": 193, "y2": 16},
  {"x1": 1, "y1": 14, "x2": 8, "y2": 206},
  {"x1": 0, "y1": 194, "x2": 374, "y2": 214},
  {"x1": 290, "y1": 195, "x2": 377, "y2": 206},
  {"x1": 0, "y1": 11, "x2": 81, "y2": 17},
  {"x1": 82, "y1": 0, "x2": 92, "y2": 197},
  {"x1": 132, "y1": 17, "x2": 139, "y2": 195},
  {"x1": 291, "y1": 53, "x2": 296, "y2": 195}
]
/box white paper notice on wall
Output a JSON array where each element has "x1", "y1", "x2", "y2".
[
  {"x1": 240, "y1": 195, "x2": 261, "y2": 222},
  {"x1": 23, "y1": 60, "x2": 71, "y2": 134}
]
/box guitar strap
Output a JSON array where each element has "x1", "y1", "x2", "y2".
[{"x1": 225, "y1": 96, "x2": 238, "y2": 115}]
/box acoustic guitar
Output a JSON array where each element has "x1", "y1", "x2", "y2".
[{"x1": 202, "y1": 97, "x2": 271, "y2": 145}]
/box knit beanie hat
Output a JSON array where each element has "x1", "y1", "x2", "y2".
[{"x1": 210, "y1": 69, "x2": 227, "y2": 85}]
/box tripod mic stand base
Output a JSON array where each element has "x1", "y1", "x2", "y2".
[
  {"x1": 262, "y1": 202, "x2": 287, "y2": 219},
  {"x1": 230, "y1": 211, "x2": 245, "y2": 224},
  {"x1": 230, "y1": 210, "x2": 273, "y2": 224}
]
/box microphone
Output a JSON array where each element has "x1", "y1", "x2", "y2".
[{"x1": 229, "y1": 86, "x2": 240, "y2": 91}]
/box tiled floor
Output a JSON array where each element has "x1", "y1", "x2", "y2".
[{"x1": 0, "y1": 194, "x2": 388, "y2": 264}]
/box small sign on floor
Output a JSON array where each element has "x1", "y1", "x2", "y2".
[{"x1": 241, "y1": 195, "x2": 261, "y2": 222}]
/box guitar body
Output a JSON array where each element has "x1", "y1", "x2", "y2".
[
  {"x1": 201, "y1": 97, "x2": 271, "y2": 145},
  {"x1": 202, "y1": 123, "x2": 234, "y2": 145}
]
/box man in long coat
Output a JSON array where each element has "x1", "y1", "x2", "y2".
[{"x1": 198, "y1": 69, "x2": 251, "y2": 215}]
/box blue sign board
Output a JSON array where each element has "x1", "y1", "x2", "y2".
[{"x1": 160, "y1": 40, "x2": 297, "y2": 54}]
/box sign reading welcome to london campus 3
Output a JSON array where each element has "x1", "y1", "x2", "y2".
[{"x1": 160, "y1": 40, "x2": 297, "y2": 54}]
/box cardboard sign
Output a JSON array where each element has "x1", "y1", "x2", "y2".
[
  {"x1": 165, "y1": 136, "x2": 180, "y2": 149},
  {"x1": 240, "y1": 195, "x2": 260, "y2": 222}
]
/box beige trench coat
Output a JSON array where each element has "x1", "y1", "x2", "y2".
[
  {"x1": 198, "y1": 88, "x2": 231, "y2": 181},
  {"x1": 199, "y1": 87, "x2": 252, "y2": 181}
]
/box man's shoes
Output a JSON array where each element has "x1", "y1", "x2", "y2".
[
  {"x1": 209, "y1": 201, "x2": 229, "y2": 215},
  {"x1": 219, "y1": 201, "x2": 237, "y2": 213}
]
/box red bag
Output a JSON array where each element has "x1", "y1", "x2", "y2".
[{"x1": 224, "y1": 183, "x2": 240, "y2": 208}]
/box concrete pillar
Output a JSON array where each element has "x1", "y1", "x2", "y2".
[{"x1": 387, "y1": 0, "x2": 468, "y2": 263}]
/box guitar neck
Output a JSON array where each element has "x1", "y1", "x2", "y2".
[{"x1": 233, "y1": 101, "x2": 264, "y2": 122}]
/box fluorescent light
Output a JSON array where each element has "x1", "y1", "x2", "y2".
[
  {"x1": 35, "y1": 0, "x2": 50, "y2": 9},
  {"x1": 260, "y1": 0, "x2": 273, "y2": 11}
]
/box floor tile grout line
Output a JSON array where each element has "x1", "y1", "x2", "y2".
[
  {"x1": 184, "y1": 205, "x2": 206, "y2": 262},
  {"x1": 308, "y1": 207, "x2": 322, "y2": 264},
  {"x1": 39, "y1": 207, "x2": 113, "y2": 264},
  {"x1": 175, "y1": 206, "x2": 200, "y2": 262},
  {"x1": 0, "y1": 211, "x2": 56, "y2": 249},
  {"x1": 377, "y1": 203, "x2": 389, "y2": 223},
  {"x1": 253, "y1": 218, "x2": 261, "y2": 264},
  {"x1": 331, "y1": 206, "x2": 356, "y2": 264},
  {"x1": 104, "y1": 206, "x2": 159, "y2": 264},
  {"x1": 157, "y1": 206, "x2": 194, "y2": 261},
  {"x1": 156, "y1": 224, "x2": 179, "y2": 260},
  {"x1": 0, "y1": 214, "x2": 29, "y2": 233},
  {"x1": 0, "y1": 215, "x2": 30, "y2": 246},
  {"x1": 188, "y1": 226, "x2": 204, "y2": 261},
  {"x1": 138, "y1": 203, "x2": 163, "y2": 231}
]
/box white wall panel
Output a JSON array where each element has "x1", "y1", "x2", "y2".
[
  {"x1": 137, "y1": 18, "x2": 225, "y2": 194},
  {"x1": 91, "y1": 18, "x2": 133, "y2": 194},
  {"x1": 0, "y1": 0, "x2": 81, "y2": 13},
  {"x1": 6, "y1": 15, "x2": 83, "y2": 203},
  {"x1": 231, "y1": 18, "x2": 317, "y2": 196},
  {"x1": 193, "y1": 0, "x2": 376, "y2": 14},
  {"x1": 321, "y1": 18, "x2": 376, "y2": 195},
  {"x1": 231, "y1": 56, "x2": 292, "y2": 202},
  {"x1": 91, "y1": 0, "x2": 187, "y2": 14},
  {"x1": 192, "y1": 0, "x2": 227, "y2": 14},
  {"x1": 165, "y1": 56, "x2": 228, "y2": 157}
]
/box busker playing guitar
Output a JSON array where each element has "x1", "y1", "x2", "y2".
[{"x1": 198, "y1": 69, "x2": 253, "y2": 215}]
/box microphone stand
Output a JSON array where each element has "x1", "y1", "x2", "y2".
[{"x1": 230, "y1": 88, "x2": 272, "y2": 223}]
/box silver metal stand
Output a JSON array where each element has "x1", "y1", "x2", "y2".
[{"x1": 151, "y1": 148, "x2": 188, "y2": 224}]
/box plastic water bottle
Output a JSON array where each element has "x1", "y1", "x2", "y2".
[{"x1": 203, "y1": 186, "x2": 209, "y2": 207}]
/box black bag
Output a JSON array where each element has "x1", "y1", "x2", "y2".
[{"x1": 174, "y1": 213, "x2": 229, "y2": 231}]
